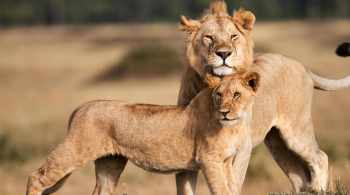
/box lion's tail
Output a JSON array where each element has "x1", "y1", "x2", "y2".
[
  {"x1": 308, "y1": 70, "x2": 350, "y2": 91},
  {"x1": 308, "y1": 42, "x2": 350, "y2": 91}
]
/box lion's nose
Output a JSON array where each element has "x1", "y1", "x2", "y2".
[
  {"x1": 219, "y1": 109, "x2": 230, "y2": 117},
  {"x1": 215, "y1": 51, "x2": 232, "y2": 60}
]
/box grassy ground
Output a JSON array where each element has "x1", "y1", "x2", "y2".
[
  {"x1": 269, "y1": 179, "x2": 350, "y2": 195},
  {"x1": 0, "y1": 21, "x2": 350, "y2": 194}
]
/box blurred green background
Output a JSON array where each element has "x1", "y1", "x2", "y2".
[{"x1": 0, "y1": 0, "x2": 350, "y2": 26}]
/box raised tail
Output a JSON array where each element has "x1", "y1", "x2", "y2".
[
  {"x1": 308, "y1": 70, "x2": 350, "y2": 91},
  {"x1": 308, "y1": 43, "x2": 350, "y2": 91}
]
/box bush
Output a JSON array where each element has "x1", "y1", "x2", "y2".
[{"x1": 93, "y1": 44, "x2": 184, "y2": 82}]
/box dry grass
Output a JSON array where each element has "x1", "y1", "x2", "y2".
[
  {"x1": 268, "y1": 179, "x2": 350, "y2": 195},
  {"x1": 0, "y1": 21, "x2": 350, "y2": 194}
]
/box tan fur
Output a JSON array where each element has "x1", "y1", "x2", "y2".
[
  {"x1": 26, "y1": 72, "x2": 260, "y2": 195},
  {"x1": 175, "y1": 1, "x2": 350, "y2": 194}
]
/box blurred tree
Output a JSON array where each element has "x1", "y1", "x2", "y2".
[
  {"x1": 0, "y1": 0, "x2": 350, "y2": 25},
  {"x1": 0, "y1": 0, "x2": 2, "y2": 26},
  {"x1": 307, "y1": 0, "x2": 321, "y2": 21},
  {"x1": 49, "y1": 0, "x2": 65, "y2": 24},
  {"x1": 255, "y1": 0, "x2": 283, "y2": 20},
  {"x1": 1, "y1": 0, "x2": 49, "y2": 25},
  {"x1": 335, "y1": 0, "x2": 349, "y2": 18}
]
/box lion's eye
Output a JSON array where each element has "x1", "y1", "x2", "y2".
[
  {"x1": 231, "y1": 34, "x2": 238, "y2": 40},
  {"x1": 233, "y1": 92, "x2": 240, "y2": 98},
  {"x1": 216, "y1": 92, "x2": 223, "y2": 98},
  {"x1": 205, "y1": 35, "x2": 213, "y2": 40}
]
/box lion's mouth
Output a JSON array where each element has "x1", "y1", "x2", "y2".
[
  {"x1": 221, "y1": 63, "x2": 233, "y2": 68},
  {"x1": 220, "y1": 117, "x2": 238, "y2": 121},
  {"x1": 219, "y1": 117, "x2": 239, "y2": 126}
]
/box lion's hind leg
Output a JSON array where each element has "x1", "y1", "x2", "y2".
[
  {"x1": 42, "y1": 173, "x2": 71, "y2": 194},
  {"x1": 275, "y1": 121, "x2": 329, "y2": 191},
  {"x1": 93, "y1": 155, "x2": 128, "y2": 195},
  {"x1": 175, "y1": 170, "x2": 199, "y2": 195},
  {"x1": 26, "y1": 134, "x2": 114, "y2": 195},
  {"x1": 26, "y1": 148, "x2": 80, "y2": 195},
  {"x1": 264, "y1": 127, "x2": 311, "y2": 192}
]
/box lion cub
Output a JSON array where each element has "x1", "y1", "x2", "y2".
[{"x1": 26, "y1": 72, "x2": 260, "y2": 195}]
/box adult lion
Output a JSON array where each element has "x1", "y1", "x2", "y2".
[{"x1": 175, "y1": 1, "x2": 350, "y2": 194}]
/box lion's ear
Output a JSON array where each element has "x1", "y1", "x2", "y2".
[
  {"x1": 204, "y1": 73, "x2": 221, "y2": 88},
  {"x1": 243, "y1": 71, "x2": 260, "y2": 93},
  {"x1": 233, "y1": 9, "x2": 256, "y2": 32},
  {"x1": 180, "y1": 15, "x2": 201, "y2": 34}
]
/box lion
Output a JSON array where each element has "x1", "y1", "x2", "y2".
[
  {"x1": 26, "y1": 72, "x2": 261, "y2": 195},
  {"x1": 68, "y1": 2, "x2": 350, "y2": 194},
  {"x1": 35, "y1": 2, "x2": 350, "y2": 194},
  {"x1": 171, "y1": 1, "x2": 350, "y2": 195}
]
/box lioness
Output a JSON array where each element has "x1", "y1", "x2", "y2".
[
  {"x1": 173, "y1": 1, "x2": 350, "y2": 194},
  {"x1": 26, "y1": 72, "x2": 260, "y2": 195}
]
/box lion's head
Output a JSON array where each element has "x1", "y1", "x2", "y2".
[
  {"x1": 180, "y1": 0, "x2": 255, "y2": 78},
  {"x1": 205, "y1": 71, "x2": 260, "y2": 126}
]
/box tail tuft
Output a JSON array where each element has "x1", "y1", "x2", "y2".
[{"x1": 335, "y1": 42, "x2": 350, "y2": 57}]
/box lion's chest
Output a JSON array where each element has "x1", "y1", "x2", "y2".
[{"x1": 199, "y1": 122, "x2": 250, "y2": 161}]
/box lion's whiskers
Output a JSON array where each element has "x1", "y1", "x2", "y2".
[{"x1": 212, "y1": 112, "x2": 220, "y2": 120}]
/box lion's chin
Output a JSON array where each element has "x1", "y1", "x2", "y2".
[
  {"x1": 220, "y1": 119, "x2": 238, "y2": 126},
  {"x1": 212, "y1": 66, "x2": 233, "y2": 76}
]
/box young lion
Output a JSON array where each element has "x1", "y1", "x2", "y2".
[{"x1": 26, "y1": 72, "x2": 261, "y2": 195}]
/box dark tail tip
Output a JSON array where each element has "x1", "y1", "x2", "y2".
[{"x1": 336, "y1": 42, "x2": 350, "y2": 57}]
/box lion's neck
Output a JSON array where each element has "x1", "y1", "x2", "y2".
[
  {"x1": 177, "y1": 65, "x2": 208, "y2": 106},
  {"x1": 186, "y1": 87, "x2": 216, "y2": 122}
]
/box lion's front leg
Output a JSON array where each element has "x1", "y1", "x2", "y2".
[
  {"x1": 200, "y1": 160, "x2": 232, "y2": 195},
  {"x1": 176, "y1": 65, "x2": 205, "y2": 195},
  {"x1": 224, "y1": 157, "x2": 239, "y2": 194},
  {"x1": 230, "y1": 138, "x2": 252, "y2": 192}
]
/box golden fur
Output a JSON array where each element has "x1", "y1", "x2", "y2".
[
  {"x1": 179, "y1": 5, "x2": 254, "y2": 80},
  {"x1": 174, "y1": 1, "x2": 350, "y2": 195},
  {"x1": 26, "y1": 72, "x2": 260, "y2": 195}
]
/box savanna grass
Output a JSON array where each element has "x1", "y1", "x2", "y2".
[{"x1": 269, "y1": 179, "x2": 350, "y2": 195}]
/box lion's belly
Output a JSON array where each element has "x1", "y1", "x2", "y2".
[
  {"x1": 113, "y1": 126, "x2": 199, "y2": 174},
  {"x1": 111, "y1": 110, "x2": 199, "y2": 173},
  {"x1": 250, "y1": 56, "x2": 283, "y2": 146},
  {"x1": 250, "y1": 53, "x2": 314, "y2": 146},
  {"x1": 250, "y1": 89, "x2": 277, "y2": 146},
  {"x1": 126, "y1": 152, "x2": 199, "y2": 174}
]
